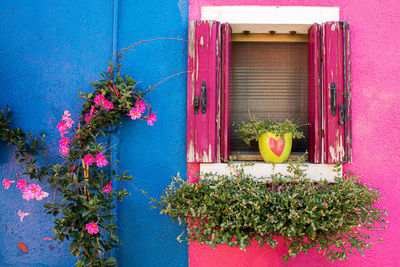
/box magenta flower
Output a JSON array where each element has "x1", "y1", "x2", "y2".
[
  {"x1": 109, "y1": 84, "x2": 119, "y2": 96},
  {"x1": 102, "y1": 100, "x2": 114, "y2": 110},
  {"x1": 85, "y1": 113, "x2": 92, "y2": 124},
  {"x1": 83, "y1": 154, "x2": 95, "y2": 165},
  {"x1": 128, "y1": 108, "x2": 142, "y2": 120},
  {"x1": 108, "y1": 66, "x2": 112, "y2": 73},
  {"x1": 94, "y1": 94, "x2": 105, "y2": 106},
  {"x1": 298, "y1": 200, "x2": 301, "y2": 204},
  {"x1": 135, "y1": 100, "x2": 146, "y2": 113},
  {"x1": 57, "y1": 121, "x2": 68, "y2": 133},
  {"x1": 90, "y1": 105, "x2": 96, "y2": 116},
  {"x1": 22, "y1": 184, "x2": 42, "y2": 201},
  {"x1": 59, "y1": 137, "x2": 69, "y2": 147},
  {"x1": 42, "y1": 237, "x2": 53, "y2": 241},
  {"x1": 18, "y1": 210, "x2": 30, "y2": 222},
  {"x1": 2, "y1": 179, "x2": 14, "y2": 190},
  {"x1": 86, "y1": 223, "x2": 99, "y2": 234},
  {"x1": 59, "y1": 146, "x2": 70, "y2": 157},
  {"x1": 95, "y1": 153, "x2": 108, "y2": 167},
  {"x1": 102, "y1": 181, "x2": 113, "y2": 194},
  {"x1": 270, "y1": 216, "x2": 274, "y2": 221},
  {"x1": 147, "y1": 113, "x2": 157, "y2": 126},
  {"x1": 16, "y1": 179, "x2": 27, "y2": 190},
  {"x1": 323, "y1": 201, "x2": 328, "y2": 205}
]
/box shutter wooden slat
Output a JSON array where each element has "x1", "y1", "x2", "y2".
[
  {"x1": 322, "y1": 22, "x2": 351, "y2": 163},
  {"x1": 308, "y1": 23, "x2": 322, "y2": 163},
  {"x1": 220, "y1": 23, "x2": 232, "y2": 162},
  {"x1": 187, "y1": 21, "x2": 221, "y2": 163}
]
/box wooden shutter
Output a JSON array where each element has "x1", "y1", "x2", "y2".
[
  {"x1": 308, "y1": 21, "x2": 351, "y2": 163},
  {"x1": 187, "y1": 21, "x2": 232, "y2": 163},
  {"x1": 220, "y1": 23, "x2": 232, "y2": 162},
  {"x1": 308, "y1": 24, "x2": 322, "y2": 163}
]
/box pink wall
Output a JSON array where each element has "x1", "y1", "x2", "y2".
[{"x1": 189, "y1": 0, "x2": 400, "y2": 266}]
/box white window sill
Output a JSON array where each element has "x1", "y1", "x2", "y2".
[{"x1": 200, "y1": 162, "x2": 340, "y2": 183}]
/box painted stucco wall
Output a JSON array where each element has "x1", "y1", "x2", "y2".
[
  {"x1": 189, "y1": 0, "x2": 400, "y2": 266},
  {"x1": 116, "y1": 0, "x2": 188, "y2": 266},
  {"x1": 0, "y1": 1, "x2": 114, "y2": 266},
  {"x1": 0, "y1": 0, "x2": 189, "y2": 266}
]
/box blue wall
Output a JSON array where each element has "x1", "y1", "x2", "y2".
[
  {"x1": 116, "y1": 0, "x2": 188, "y2": 266},
  {"x1": 0, "y1": 0, "x2": 188, "y2": 266}
]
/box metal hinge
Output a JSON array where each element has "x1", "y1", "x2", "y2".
[{"x1": 321, "y1": 129, "x2": 324, "y2": 138}]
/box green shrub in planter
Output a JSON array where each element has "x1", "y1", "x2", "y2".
[{"x1": 156, "y1": 160, "x2": 387, "y2": 263}]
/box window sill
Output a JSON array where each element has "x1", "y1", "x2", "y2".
[{"x1": 200, "y1": 162, "x2": 340, "y2": 183}]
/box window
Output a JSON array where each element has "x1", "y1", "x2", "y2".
[
  {"x1": 186, "y1": 7, "x2": 351, "y2": 165},
  {"x1": 230, "y1": 36, "x2": 308, "y2": 157}
]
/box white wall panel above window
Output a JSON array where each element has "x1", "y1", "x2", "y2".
[{"x1": 201, "y1": 6, "x2": 340, "y2": 33}]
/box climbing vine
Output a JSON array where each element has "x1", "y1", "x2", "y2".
[{"x1": 0, "y1": 43, "x2": 163, "y2": 266}]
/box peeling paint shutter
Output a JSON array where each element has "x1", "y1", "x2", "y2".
[
  {"x1": 308, "y1": 22, "x2": 351, "y2": 163},
  {"x1": 308, "y1": 24, "x2": 322, "y2": 163},
  {"x1": 187, "y1": 21, "x2": 231, "y2": 163},
  {"x1": 220, "y1": 23, "x2": 232, "y2": 162}
]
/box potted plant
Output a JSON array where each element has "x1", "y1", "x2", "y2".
[{"x1": 235, "y1": 118, "x2": 306, "y2": 163}]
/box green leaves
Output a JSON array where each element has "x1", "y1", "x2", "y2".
[
  {"x1": 233, "y1": 118, "x2": 308, "y2": 146},
  {"x1": 157, "y1": 162, "x2": 387, "y2": 263}
]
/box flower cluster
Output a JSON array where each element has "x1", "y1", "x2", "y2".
[
  {"x1": 2, "y1": 175, "x2": 49, "y2": 223},
  {"x1": 128, "y1": 100, "x2": 157, "y2": 126},
  {"x1": 83, "y1": 153, "x2": 108, "y2": 167},
  {"x1": 94, "y1": 94, "x2": 113, "y2": 110},
  {"x1": 58, "y1": 110, "x2": 75, "y2": 157}
]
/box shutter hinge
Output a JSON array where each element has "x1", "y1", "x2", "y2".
[{"x1": 321, "y1": 129, "x2": 324, "y2": 138}]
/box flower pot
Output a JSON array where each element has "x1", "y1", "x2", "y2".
[{"x1": 258, "y1": 132, "x2": 292, "y2": 163}]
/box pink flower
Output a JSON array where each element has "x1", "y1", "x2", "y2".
[
  {"x1": 85, "y1": 113, "x2": 92, "y2": 124},
  {"x1": 109, "y1": 84, "x2": 119, "y2": 96},
  {"x1": 102, "y1": 181, "x2": 113, "y2": 194},
  {"x1": 59, "y1": 137, "x2": 69, "y2": 147},
  {"x1": 16, "y1": 179, "x2": 27, "y2": 190},
  {"x1": 147, "y1": 113, "x2": 157, "y2": 126},
  {"x1": 22, "y1": 184, "x2": 42, "y2": 201},
  {"x1": 41, "y1": 191, "x2": 49, "y2": 198},
  {"x1": 298, "y1": 200, "x2": 301, "y2": 204},
  {"x1": 128, "y1": 108, "x2": 142, "y2": 120},
  {"x1": 18, "y1": 210, "x2": 30, "y2": 222},
  {"x1": 62, "y1": 110, "x2": 71, "y2": 121},
  {"x1": 135, "y1": 100, "x2": 146, "y2": 113},
  {"x1": 83, "y1": 154, "x2": 95, "y2": 165},
  {"x1": 59, "y1": 146, "x2": 70, "y2": 157},
  {"x1": 57, "y1": 121, "x2": 68, "y2": 133},
  {"x1": 323, "y1": 201, "x2": 327, "y2": 205},
  {"x1": 102, "y1": 100, "x2": 114, "y2": 110},
  {"x1": 90, "y1": 105, "x2": 96, "y2": 116},
  {"x1": 86, "y1": 223, "x2": 99, "y2": 234},
  {"x1": 95, "y1": 153, "x2": 108, "y2": 167},
  {"x1": 2, "y1": 179, "x2": 14, "y2": 189},
  {"x1": 94, "y1": 94, "x2": 105, "y2": 106},
  {"x1": 270, "y1": 216, "x2": 274, "y2": 221},
  {"x1": 108, "y1": 67, "x2": 112, "y2": 73},
  {"x1": 42, "y1": 237, "x2": 53, "y2": 241}
]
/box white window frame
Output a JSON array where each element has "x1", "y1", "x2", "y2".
[{"x1": 199, "y1": 5, "x2": 341, "y2": 181}]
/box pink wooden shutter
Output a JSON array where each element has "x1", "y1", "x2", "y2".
[
  {"x1": 322, "y1": 21, "x2": 352, "y2": 163},
  {"x1": 308, "y1": 22, "x2": 351, "y2": 164},
  {"x1": 187, "y1": 21, "x2": 220, "y2": 163},
  {"x1": 307, "y1": 23, "x2": 322, "y2": 163},
  {"x1": 220, "y1": 23, "x2": 232, "y2": 162}
]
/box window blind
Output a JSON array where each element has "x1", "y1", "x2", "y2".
[{"x1": 231, "y1": 42, "x2": 308, "y2": 153}]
